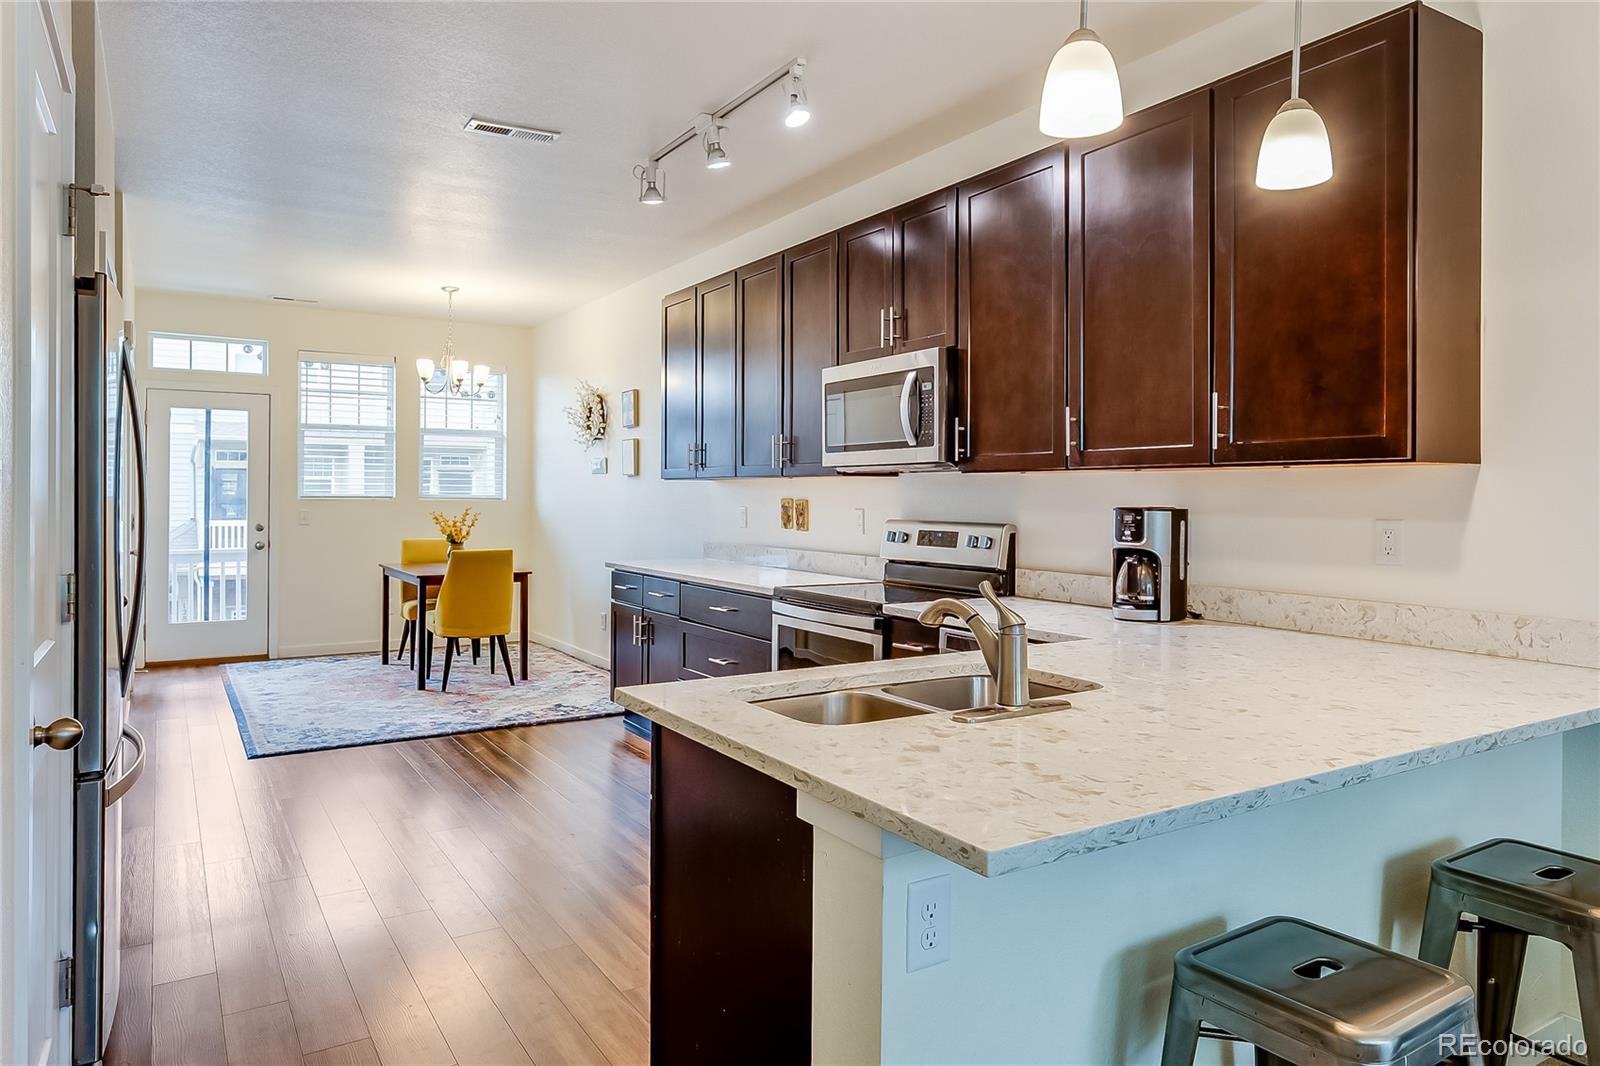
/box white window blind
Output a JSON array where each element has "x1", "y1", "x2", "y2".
[
  {"x1": 419, "y1": 373, "x2": 506, "y2": 500},
  {"x1": 150, "y1": 332, "x2": 268, "y2": 374},
  {"x1": 298, "y1": 357, "x2": 396, "y2": 498}
]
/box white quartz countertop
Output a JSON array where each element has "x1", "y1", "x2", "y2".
[
  {"x1": 617, "y1": 606, "x2": 1600, "y2": 877},
  {"x1": 605, "y1": 558, "x2": 863, "y2": 596}
]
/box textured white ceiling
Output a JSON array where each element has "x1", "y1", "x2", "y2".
[{"x1": 102, "y1": 1, "x2": 1254, "y2": 325}]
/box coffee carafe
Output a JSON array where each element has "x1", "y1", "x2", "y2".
[{"x1": 1111, "y1": 507, "x2": 1188, "y2": 622}]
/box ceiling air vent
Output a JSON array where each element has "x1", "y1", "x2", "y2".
[{"x1": 464, "y1": 116, "x2": 562, "y2": 144}]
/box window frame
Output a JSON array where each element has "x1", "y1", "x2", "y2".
[
  {"x1": 148, "y1": 331, "x2": 270, "y2": 376},
  {"x1": 296, "y1": 351, "x2": 398, "y2": 500},
  {"x1": 418, "y1": 371, "x2": 508, "y2": 501}
]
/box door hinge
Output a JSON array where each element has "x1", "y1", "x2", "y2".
[
  {"x1": 60, "y1": 574, "x2": 76, "y2": 623},
  {"x1": 63, "y1": 183, "x2": 109, "y2": 238},
  {"x1": 56, "y1": 956, "x2": 73, "y2": 1008}
]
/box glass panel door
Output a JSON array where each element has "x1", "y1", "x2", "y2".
[{"x1": 144, "y1": 390, "x2": 270, "y2": 662}]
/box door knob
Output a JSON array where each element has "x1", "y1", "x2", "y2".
[
  {"x1": 254, "y1": 540, "x2": 266, "y2": 550},
  {"x1": 32, "y1": 717, "x2": 83, "y2": 750}
]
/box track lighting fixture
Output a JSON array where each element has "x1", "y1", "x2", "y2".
[
  {"x1": 1038, "y1": 0, "x2": 1125, "y2": 139},
  {"x1": 633, "y1": 162, "x2": 665, "y2": 204},
  {"x1": 784, "y1": 60, "x2": 811, "y2": 128},
  {"x1": 1255, "y1": 0, "x2": 1333, "y2": 190},
  {"x1": 698, "y1": 115, "x2": 731, "y2": 169}
]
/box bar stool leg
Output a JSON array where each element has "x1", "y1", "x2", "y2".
[
  {"x1": 1159, "y1": 984, "x2": 1204, "y2": 1066},
  {"x1": 1475, "y1": 921, "x2": 1527, "y2": 1066},
  {"x1": 1571, "y1": 935, "x2": 1600, "y2": 1059},
  {"x1": 1419, "y1": 882, "x2": 1467, "y2": 967}
]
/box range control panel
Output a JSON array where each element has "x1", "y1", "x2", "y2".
[{"x1": 880, "y1": 520, "x2": 1016, "y2": 570}]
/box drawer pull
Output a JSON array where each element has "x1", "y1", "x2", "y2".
[
  {"x1": 706, "y1": 656, "x2": 737, "y2": 667},
  {"x1": 891, "y1": 641, "x2": 935, "y2": 653},
  {"x1": 706, "y1": 605, "x2": 739, "y2": 613},
  {"x1": 613, "y1": 583, "x2": 638, "y2": 591},
  {"x1": 646, "y1": 590, "x2": 671, "y2": 598}
]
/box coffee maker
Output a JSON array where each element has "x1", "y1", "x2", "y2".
[{"x1": 1111, "y1": 507, "x2": 1188, "y2": 622}]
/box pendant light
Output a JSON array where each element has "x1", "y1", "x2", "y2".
[
  {"x1": 417, "y1": 286, "x2": 489, "y2": 397},
  {"x1": 1255, "y1": 0, "x2": 1333, "y2": 190},
  {"x1": 1038, "y1": 0, "x2": 1124, "y2": 139}
]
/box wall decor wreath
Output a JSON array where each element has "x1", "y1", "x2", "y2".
[{"x1": 564, "y1": 380, "x2": 608, "y2": 446}]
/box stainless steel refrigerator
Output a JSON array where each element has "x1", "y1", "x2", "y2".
[{"x1": 72, "y1": 271, "x2": 147, "y2": 1064}]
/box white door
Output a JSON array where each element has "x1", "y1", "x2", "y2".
[
  {"x1": 1, "y1": 3, "x2": 78, "y2": 1064},
  {"x1": 144, "y1": 390, "x2": 271, "y2": 662}
]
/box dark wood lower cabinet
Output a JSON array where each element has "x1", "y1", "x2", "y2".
[
  {"x1": 609, "y1": 603, "x2": 643, "y2": 691},
  {"x1": 651, "y1": 727, "x2": 811, "y2": 1065}
]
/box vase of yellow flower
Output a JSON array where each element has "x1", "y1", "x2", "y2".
[{"x1": 430, "y1": 507, "x2": 480, "y2": 558}]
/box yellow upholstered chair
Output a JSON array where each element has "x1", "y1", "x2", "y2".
[
  {"x1": 396, "y1": 538, "x2": 449, "y2": 667},
  {"x1": 426, "y1": 549, "x2": 515, "y2": 691}
]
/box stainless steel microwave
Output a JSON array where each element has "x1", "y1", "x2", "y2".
[{"x1": 821, "y1": 347, "x2": 955, "y2": 472}]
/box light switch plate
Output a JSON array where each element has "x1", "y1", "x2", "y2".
[
  {"x1": 590, "y1": 456, "x2": 608, "y2": 474},
  {"x1": 737, "y1": 506, "x2": 749, "y2": 529},
  {"x1": 906, "y1": 875, "x2": 951, "y2": 971},
  {"x1": 794, "y1": 498, "x2": 810, "y2": 532}
]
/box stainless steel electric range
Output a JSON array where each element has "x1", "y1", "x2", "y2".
[{"x1": 771, "y1": 520, "x2": 1017, "y2": 670}]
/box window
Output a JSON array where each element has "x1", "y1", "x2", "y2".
[
  {"x1": 150, "y1": 332, "x2": 268, "y2": 374},
  {"x1": 298, "y1": 356, "x2": 396, "y2": 498},
  {"x1": 420, "y1": 373, "x2": 506, "y2": 499}
]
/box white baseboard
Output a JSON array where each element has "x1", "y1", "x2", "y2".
[{"x1": 526, "y1": 629, "x2": 608, "y2": 670}]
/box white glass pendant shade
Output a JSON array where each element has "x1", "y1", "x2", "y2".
[
  {"x1": 449, "y1": 358, "x2": 468, "y2": 384},
  {"x1": 415, "y1": 357, "x2": 435, "y2": 382},
  {"x1": 1038, "y1": 28, "x2": 1124, "y2": 139},
  {"x1": 1255, "y1": 97, "x2": 1333, "y2": 190},
  {"x1": 472, "y1": 364, "x2": 490, "y2": 386}
]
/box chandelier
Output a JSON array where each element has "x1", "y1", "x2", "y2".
[{"x1": 416, "y1": 286, "x2": 489, "y2": 396}]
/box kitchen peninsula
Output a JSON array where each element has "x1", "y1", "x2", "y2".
[{"x1": 619, "y1": 606, "x2": 1600, "y2": 1063}]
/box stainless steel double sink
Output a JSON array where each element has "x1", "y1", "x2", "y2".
[{"x1": 754, "y1": 673, "x2": 1099, "y2": 725}]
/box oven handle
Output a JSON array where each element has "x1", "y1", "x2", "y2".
[{"x1": 898, "y1": 370, "x2": 919, "y2": 446}]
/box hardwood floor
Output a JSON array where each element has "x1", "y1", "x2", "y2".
[{"x1": 105, "y1": 664, "x2": 651, "y2": 1066}]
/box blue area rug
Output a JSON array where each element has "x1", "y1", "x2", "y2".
[{"x1": 223, "y1": 643, "x2": 620, "y2": 757}]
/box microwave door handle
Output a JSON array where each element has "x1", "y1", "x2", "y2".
[{"x1": 898, "y1": 371, "x2": 919, "y2": 446}]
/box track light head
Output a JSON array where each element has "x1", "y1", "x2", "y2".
[
  {"x1": 697, "y1": 114, "x2": 731, "y2": 170},
  {"x1": 634, "y1": 162, "x2": 665, "y2": 204},
  {"x1": 784, "y1": 60, "x2": 811, "y2": 128}
]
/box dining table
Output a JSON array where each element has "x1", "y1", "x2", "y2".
[{"x1": 379, "y1": 560, "x2": 532, "y2": 690}]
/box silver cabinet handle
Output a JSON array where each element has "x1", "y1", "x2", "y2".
[
  {"x1": 888, "y1": 304, "x2": 899, "y2": 347},
  {"x1": 891, "y1": 641, "x2": 935, "y2": 653},
  {"x1": 770, "y1": 434, "x2": 779, "y2": 469},
  {"x1": 631, "y1": 614, "x2": 641, "y2": 645},
  {"x1": 781, "y1": 435, "x2": 793, "y2": 465},
  {"x1": 1211, "y1": 391, "x2": 1230, "y2": 450},
  {"x1": 706, "y1": 605, "x2": 738, "y2": 613},
  {"x1": 878, "y1": 307, "x2": 887, "y2": 348},
  {"x1": 706, "y1": 656, "x2": 736, "y2": 667},
  {"x1": 1066, "y1": 405, "x2": 1077, "y2": 454},
  {"x1": 613, "y1": 583, "x2": 638, "y2": 591},
  {"x1": 646, "y1": 590, "x2": 670, "y2": 598}
]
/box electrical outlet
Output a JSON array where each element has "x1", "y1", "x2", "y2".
[
  {"x1": 906, "y1": 875, "x2": 951, "y2": 972},
  {"x1": 1375, "y1": 519, "x2": 1404, "y2": 565},
  {"x1": 737, "y1": 506, "x2": 749, "y2": 529},
  {"x1": 298, "y1": 509, "x2": 310, "y2": 526},
  {"x1": 794, "y1": 498, "x2": 810, "y2": 532},
  {"x1": 853, "y1": 507, "x2": 866, "y2": 534},
  {"x1": 780, "y1": 498, "x2": 795, "y2": 530}
]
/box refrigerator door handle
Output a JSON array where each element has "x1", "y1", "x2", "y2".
[
  {"x1": 118, "y1": 343, "x2": 147, "y2": 696},
  {"x1": 103, "y1": 724, "x2": 145, "y2": 808}
]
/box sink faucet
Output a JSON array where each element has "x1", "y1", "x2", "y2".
[{"x1": 919, "y1": 581, "x2": 1029, "y2": 708}]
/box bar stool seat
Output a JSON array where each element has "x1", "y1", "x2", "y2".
[
  {"x1": 1162, "y1": 916, "x2": 1481, "y2": 1066},
  {"x1": 1419, "y1": 839, "x2": 1600, "y2": 1066}
]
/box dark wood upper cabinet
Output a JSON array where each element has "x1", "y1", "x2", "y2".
[
  {"x1": 1213, "y1": 4, "x2": 1480, "y2": 464},
  {"x1": 733, "y1": 255, "x2": 784, "y2": 477},
  {"x1": 695, "y1": 272, "x2": 737, "y2": 478},
  {"x1": 660, "y1": 286, "x2": 698, "y2": 480},
  {"x1": 836, "y1": 213, "x2": 894, "y2": 364},
  {"x1": 1068, "y1": 89, "x2": 1212, "y2": 469},
  {"x1": 781, "y1": 233, "x2": 838, "y2": 477},
  {"x1": 958, "y1": 146, "x2": 1068, "y2": 472},
  {"x1": 890, "y1": 188, "x2": 957, "y2": 353}
]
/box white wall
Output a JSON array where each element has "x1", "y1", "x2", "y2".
[
  {"x1": 528, "y1": 1, "x2": 1600, "y2": 663},
  {"x1": 134, "y1": 290, "x2": 536, "y2": 658}
]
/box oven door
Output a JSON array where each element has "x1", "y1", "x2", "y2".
[
  {"x1": 822, "y1": 348, "x2": 951, "y2": 471},
  {"x1": 771, "y1": 604, "x2": 884, "y2": 670}
]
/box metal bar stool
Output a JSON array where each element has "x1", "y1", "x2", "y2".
[
  {"x1": 1419, "y1": 838, "x2": 1600, "y2": 1066},
  {"x1": 1162, "y1": 915, "x2": 1483, "y2": 1066}
]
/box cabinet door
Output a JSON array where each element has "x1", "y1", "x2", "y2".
[
  {"x1": 1212, "y1": 10, "x2": 1412, "y2": 464},
  {"x1": 660, "y1": 286, "x2": 698, "y2": 479},
  {"x1": 781, "y1": 233, "x2": 837, "y2": 477},
  {"x1": 610, "y1": 603, "x2": 643, "y2": 695},
  {"x1": 958, "y1": 147, "x2": 1068, "y2": 472},
  {"x1": 734, "y1": 255, "x2": 784, "y2": 477},
  {"x1": 696, "y1": 272, "x2": 738, "y2": 477},
  {"x1": 836, "y1": 212, "x2": 894, "y2": 364},
  {"x1": 643, "y1": 611, "x2": 684, "y2": 684},
  {"x1": 1068, "y1": 90, "x2": 1212, "y2": 469},
  {"x1": 890, "y1": 187, "x2": 957, "y2": 353}
]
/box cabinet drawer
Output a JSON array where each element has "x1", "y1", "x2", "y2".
[
  {"x1": 641, "y1": 576, "x2": 681, "y2": 615},
  {"x1": 610, "y1": 570, "x2": 644, "y2": 606},
  {"x1": 679, "y1": 622, "x2": 772, "y2": 679},
  {"x1": 886, "y1": 616, "x2": 941, "y2": 658},
  {"x1": 680, "y1": 584, "x2": 772, "y2": 640}
]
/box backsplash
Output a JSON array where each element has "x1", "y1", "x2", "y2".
[{"x1": 704, "y1": 542, "x2": 1599, "y2": 669}]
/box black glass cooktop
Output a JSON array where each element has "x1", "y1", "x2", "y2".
[{"x1": 772, "y1": 581, "x2": 953, "y2": 616}]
